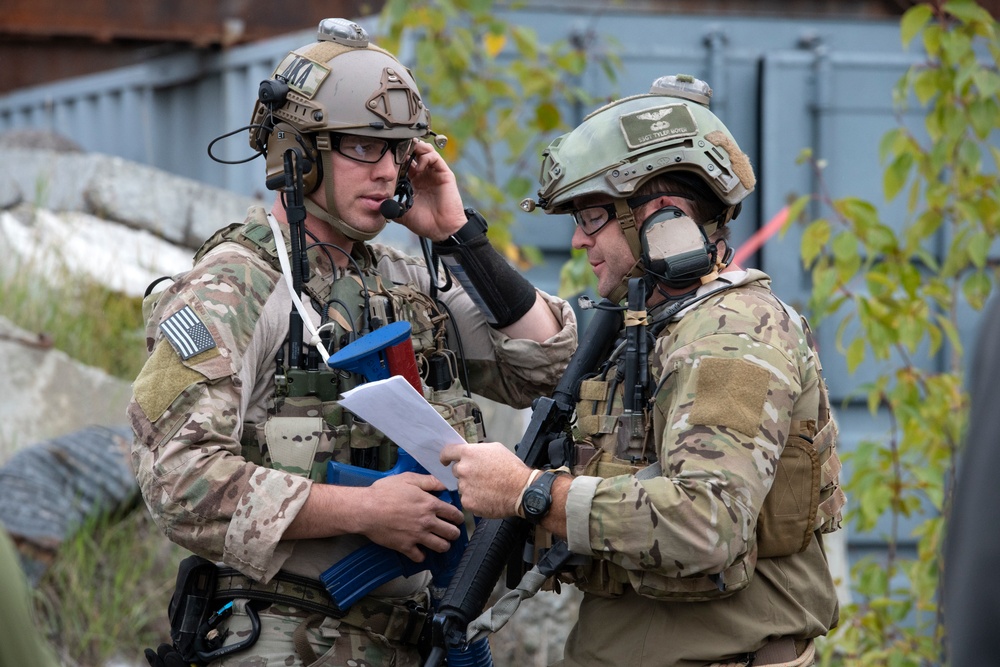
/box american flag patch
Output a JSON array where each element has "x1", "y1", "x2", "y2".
[{"x1": 160, "y1": 305, "x2": 217, "y2": 360}]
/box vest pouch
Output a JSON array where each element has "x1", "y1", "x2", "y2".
[
  {"x1": 756, "y1": 435, "x2": 820, "y2": 558},
  {"x1": 350, "y1": 419, "x2": 397, "y2": 472},
  {"x1": 627, "y1": 542, "x2": 756, "y2": 602},
  {"x1": 575, "y1": 379, "x2": 616, "y2": 438},
  {"x1": 428, "y1": 387, "x2": 486, "y2": 444},
  {"x1": 813, "y1": 417, "x2": 845, "y2": 534},
  {"x1": 259, "y1": 412, "x2": 351, "y2": 481},
  {"x1": 262, "y1": 417, "x2": 324, "y2": 478},
  {"x1": 568, "y1": 549, "x2": 755, "y2": 602},
  {"x1": 564, "y1": 557, "x2": 630, "y2": 598},
  {"x1": 583, "y1": 449, "x2": 643, "y2": 479},
  {"x1": 253, "y1": 399, "x2": 372, "y2": 482}
]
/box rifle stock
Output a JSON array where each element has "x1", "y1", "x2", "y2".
[{"x1": 425, "y1": 303, "x2": 623, "y2": 665}]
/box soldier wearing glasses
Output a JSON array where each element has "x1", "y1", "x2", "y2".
[{"x1": 130, "y1": 19, "x2": 576, "y2": 667}]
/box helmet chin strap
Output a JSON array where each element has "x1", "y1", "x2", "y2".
[
  {"x1": 607, "y1": 258, "x2": 645, "y2": 304},
  {"x1": 607, "y1": 199, "x2": 647, "y2": 304},
  {"x1": 306, "y1": 150, "x2": 387, "y2": 242}
]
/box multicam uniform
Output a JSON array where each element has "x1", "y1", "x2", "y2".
[
  {"x1": 560, "y1": 269, "x2": 843, "y2": 667},
  {"x1": 129, "y1": 205, "x2": 576, "y2": 666}
]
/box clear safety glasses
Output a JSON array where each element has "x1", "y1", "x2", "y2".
[{"x1": 572, "y1": 192, "x2": 693, "y2": 235}]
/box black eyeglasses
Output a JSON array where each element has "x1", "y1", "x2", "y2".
[
  {"x1": 331, "y1": 133, "x2": 415, "y2": 166},
  {"x1": 572, "y1": 192, "x2": 693, "y2": 235}
]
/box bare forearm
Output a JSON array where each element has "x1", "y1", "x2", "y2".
[{"x1": 499, "y1": 293, "x2": 562, "y2": 343}]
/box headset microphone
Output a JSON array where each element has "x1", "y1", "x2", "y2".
[{"x1": 380, "y1": 199, "x2": 403, "y2": 219}]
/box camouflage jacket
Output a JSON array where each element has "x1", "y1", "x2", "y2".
[
  {"x1": 562, "y1": 269, "x2": 839, "y2": 662},
  {"x1": 129, "y1": 205, "x2": 577, "y2": 585}
]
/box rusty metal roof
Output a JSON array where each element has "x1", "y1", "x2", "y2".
[{"x1": 0, "y1": 0, "x2": 386, "y2": 93}]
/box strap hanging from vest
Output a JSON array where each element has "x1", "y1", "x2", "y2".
[{"x1": 266, "y1": 213, "x2": 331, "y2": 362}]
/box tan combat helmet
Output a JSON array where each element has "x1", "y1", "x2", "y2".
[
  {"x1": 522, "y1": 74, "x2": 756, "y2": 301},
  {"x1": 249, "y1": 18, "x2": 434, "y2": 241}
]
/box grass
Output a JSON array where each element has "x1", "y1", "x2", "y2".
[
  {"x1": 34, "y1": 510, "x2": 187, "y2": 667},
  {"x1": 0, "y1": 253, "x2": 148, "y2": 381},
  {"x1": 1, "y1": 222, "x2": 171, "y2": 666}
]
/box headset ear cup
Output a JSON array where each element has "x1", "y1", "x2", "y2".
[
  {"x1": 262, "y1": 123, "x2": 321, "y2": 193},
  {"x1": 300, "y1": 136, "x2": 320, "y2": 194},
  {"x1": 640, "y1": 206, "x2": 716, "y2": 287}
]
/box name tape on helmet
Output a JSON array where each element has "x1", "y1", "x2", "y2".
[
  {"x1": 619, "y1": 104, "x2": 699, "y2": 150},
  {"x1": 272, "y1": 54, "x2": 330, "y2": 99}
]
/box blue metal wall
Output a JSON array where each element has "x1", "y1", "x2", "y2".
[{"x1": 1, "y1": 8, "x2": 968, "y2": 573}]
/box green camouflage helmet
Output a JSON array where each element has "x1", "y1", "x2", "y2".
[
  {"x1": 524, "y1": 75, "x2": 755, "y2": 219},
  {"x1": 249, "y1": 18, "x2": 433, "y2": 240}
]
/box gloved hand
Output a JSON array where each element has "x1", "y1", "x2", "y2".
[{"x1": 144, "y1": 643, "x2": 189, "y2": 667}]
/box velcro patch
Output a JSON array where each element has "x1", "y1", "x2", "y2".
[
  {"x1": 160, "y1": 305, "x2": 217, "y2": 360},
  {"x1": 133, "y1": 341, "x2": 205, "y2": 423},
  {"x1": 271, "y1": 52, "x2": 330, "y2": 98},
  {"x1": 619, "y1": 103, "x2": 698, "y2": 149},
  {"x1": 689, "y1": 357, "x2": 770, "y2": 437}
]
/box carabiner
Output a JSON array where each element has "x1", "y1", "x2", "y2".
[{"x1": 195, "y1": 602, "x2": 262, "y2": 663}]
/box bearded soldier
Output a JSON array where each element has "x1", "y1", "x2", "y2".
[{"x1": 443, "y1": 75, "x2": 845, "y2": 667}]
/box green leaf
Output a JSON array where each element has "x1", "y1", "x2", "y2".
[
  {"x1": 838, "y1": 197, "x2": 880, "y2": 229},
  {"x1": 801, "y1": 219, "x2": 830, "y2": 268},
  {"x1": 901, "y1": 4, "x2": 933, "y2": 47},
  {"x1": 973, "y1": 69, "x2": 1000, "y2": 98},
  {"x1": 534, "y1": 101, "x2": 562, "y2": 132},
  {"x1": 944, "y1": 0, "x2": 995, "y2": 26},
  {"x1": 510, "y1": 25, "x2": 539, "y2": 61},
  {"x1": 899, "y1": 261, "x2": 923, "y2": 297},
  {"x1": 847, "y1": 337, "x2": 867, "y2": 373},
  {"x1": 923, "y1": 23, "x2": 943, "y2": 57},
  {"x1": 785, "y1": 194, "x2": 811, "y2": 228},
  {"x1": 504, "y1": 175, "x2": 534, "y2": 199},
  {"x1": 962, "y1": 270, "x2": 992, "y2": 310},
  {"x1": 897, "y1": 308, "x2": 925, "y2": 353},
  {"x1": 913, "y1": 67, "x2": 941, "y2": 105},
  {"x1": 969, "y1": 98, "x2": 999, "y2": 140},
  {"x1": 559, "y1": 248, "x2": 597, "y2": 297},
  {"x1": 936, "y1": 314, "x2": 964, "y2": 360},
  {"x1": 884, "y1": 151, "x2": 914, "y2": 201}
]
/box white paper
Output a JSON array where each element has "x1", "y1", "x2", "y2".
[{"x1": 338, "y1": 375, "x2": 465, "y2": 490}]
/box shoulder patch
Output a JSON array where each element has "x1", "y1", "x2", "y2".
[
  {"x1": 160, "y1": 305, "x2": 217, "y2": 360},
  {"x1": 689, "y1": 357, "x2": 770, "y2": 437}
]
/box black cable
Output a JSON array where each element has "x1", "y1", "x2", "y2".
[
  {"x1": 420, "y1": 237, "x2": 439, "y2": 303},
  {"x1": 420, "y1": 238, "x2": 454, "y2": 301},
  {"x1": 648, "y1": 284, "x2": 733, "y2": 337},
  {"x1": 323, "y1": 297, "x2": 357, "y2": 338},
  {"x1": 207, "y1": 124, "x2": 268, "y2": 165},
  {"x1": 302, "y1": 228, "x2": 337, "y2": 269},
  {"x1": 304, "y1": 237, "x2": 373, "y2": 335}
]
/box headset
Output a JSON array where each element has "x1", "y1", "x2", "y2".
[{"x1": 640, "y1": 206, "x2": 719, "y2": 289}]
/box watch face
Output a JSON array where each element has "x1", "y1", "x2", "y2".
[{"x1": 523, "y1": 489, "x2": 550, "y2": 517}]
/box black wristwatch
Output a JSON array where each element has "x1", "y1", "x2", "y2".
[
  {"x1": 521, "y1": 470, "x2": 562, "y2": 525},
  {"x1": 437, "y1": 208, "x2": 489, "y2": 247}
]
